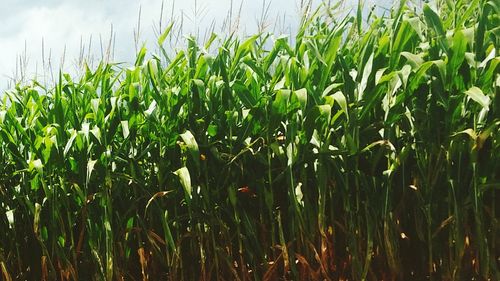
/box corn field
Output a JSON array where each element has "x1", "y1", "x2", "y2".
[{"x1": 0, "y1": 0, "x2": 499, "y2": 280}]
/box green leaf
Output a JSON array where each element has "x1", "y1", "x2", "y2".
[
  {"x1": 121, "y1": 121, "x2": 130, "y2": 139},
  {"x1": 293, "y1": 88, "x2": 308, "y2": 112},
  {"x1": 465, "y1": 86, "x2": 490, "y2": 109},
  {"x1": 401, "y1": 52, "x2": 424, "y2": 69},
  {"x1": 162, "y1": 210, "x2": 177, "y2": 254},
  {"x1": 356, "y1": 0, "x2": 363, "y2": 34},
  {"x1": 232, "y1": 81, "x2": 257, "y2": 108},
  {"x1": 295, "y1": 182, "x2": 304, "y2": 207},
  {"x1": 90, "y1": 126, "x2": 101, "y2": 144},
  {"x1": 207, "y1": 124, "x2": 218, "y2": 137},
  {"x1": 158, "y1": 22, "x2": 174, "y2": 46},
  {"x1": 232, "y1": 35, "x2": 258, "y2": 69},
  {"x1": 86, "y1": 159, "x2": 97, "y2": 183},
  {"x1": 407, "y1": 17, "x2": 424, "y2": 40},
  {"x1": 81, "y1": 122, "x2": 90, "y2": 141},
  {"x1": 135, "y1": 45, "x2": 147, "y2": 66},
  {"x1": 0, "y1": 110, "x2": 5, "y2": 123},
  {"x1": 6, "y1": 209, "x2": 15, "y2": 229},
  {"x1": 272, "y1": 89, "x2": 292, "y2": 115},
  {"x1": 423, "y1": 4, "x2": 449, "y2": 53},
  {"x1": 322, "y1": 83, "x2": 343, "y2": 97},
  {"x1": 28, "y1": 159, "x2": 43, "y2": 173},
  {"x1": 449, "y1": 30, "x2": 467, "y2": 75},
  {"x1": 479, "y1": 57, "x2": 499, "y2": 87},
  {"x1": 144, "y1": 100, "x2": 157, "y2": 117},
  {"x1": 180, "y1": 130, "x2": 200, "y2": 164},
  {"x1": 174, "y1": 167, "x2": 192, "y2": 201},
  {"x1": 332, "y1": 91, "x2": 348, "y2": 120},
  {"x1": 358, "y1": 52, "x2": 373, "y2": 101}
]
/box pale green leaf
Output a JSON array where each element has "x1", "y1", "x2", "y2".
[
  {"x1": 174, "y1": 167, "x2": 192, "y2": 200},
  {"x1": 121, "y1": 121, "x2": 129, "y2": 139},
  {"x1": 465, "y1": 86, "x2": 490, "y2": 109}
]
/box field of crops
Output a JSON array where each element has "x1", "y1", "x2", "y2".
[{"x1": 0, "y1": 0, "x2": 498, "y2": 280}]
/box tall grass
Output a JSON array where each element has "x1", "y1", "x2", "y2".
[{"x1": 0, "y1": 0, "x2": 498, "y2": 280}]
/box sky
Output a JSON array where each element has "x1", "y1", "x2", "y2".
[{"x1": 0, "y1": 0, "x2": 392, "y2": 90}]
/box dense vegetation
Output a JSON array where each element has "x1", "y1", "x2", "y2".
[{"x1": 0, "y1": 0, "x2": 498, "y2": 280}]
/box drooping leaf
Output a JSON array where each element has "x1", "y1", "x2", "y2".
[
  {"x1": 180, "y1": 130, "x2": 200, "y2": 168},
  {"x1": 465, "y1": 86, "x2": 490, "y2": 109},
  {"x1": 174, "y1": 167, "x2": 192, "y2": 201}
]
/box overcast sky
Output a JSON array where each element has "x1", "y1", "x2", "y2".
[{"x1": 0, "y1": 0, "x2": 391, "y2": 90}]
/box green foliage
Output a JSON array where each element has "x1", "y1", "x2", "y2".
[{"x1": 0, "y1": 1, "x2": 498, "y2": 280}]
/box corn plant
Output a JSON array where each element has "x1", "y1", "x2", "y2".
[{"x1": 0, "y1": 0, "x2": 498, "y2": 280}]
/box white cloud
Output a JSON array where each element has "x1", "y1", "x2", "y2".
[{"x1": 0, "y1": 0, "x2": 391, "y2": 90}]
